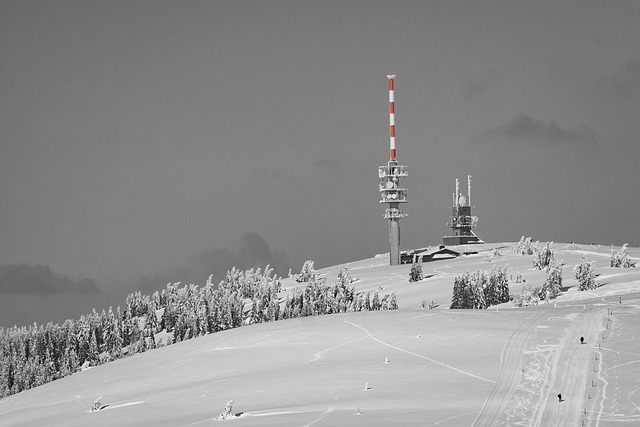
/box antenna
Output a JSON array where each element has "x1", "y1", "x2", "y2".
[
  {"x1": 444, "y1": 176, "x2": 482, "y2": 245},
  {"x1": 387, "y1": 75, "x2": 396, "y2": 160},
  {"x1": 379, "y1": 75, "x2": 407, "y2": 265}
]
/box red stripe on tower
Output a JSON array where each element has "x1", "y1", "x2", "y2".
[{"x1": 387, "y1": 75, "x2": 396, "y2": 160}]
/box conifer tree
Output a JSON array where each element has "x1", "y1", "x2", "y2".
[
  {"x1": 409, "y1": 261, "x2": 423, "y2": 282},
  {"x1": 533, "y1": 241, "x2": 554, "y2": 270},
  {"x1": 574, "y1": 256, "x2": 597, "y2": 291}
]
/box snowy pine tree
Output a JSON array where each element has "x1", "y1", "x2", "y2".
[
  {"x1": 574, "y1": 256, "x2": 597, "y2": 291},
  {"x1": 610, "y1": 244, "x2": 635, "y2": 268},
  {"x1": 533, "y1": 241, "x2": 554, "y2": 270},
  {"x1": 409, "y1": 261, "x2": 423, "y2": 282}
]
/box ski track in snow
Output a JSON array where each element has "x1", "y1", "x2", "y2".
[
  {"x1": 306, "y1": 336, "x2": 366, "y2": 364},
  {"x1": 425, "y1": 410, "x2": 480, "y2": 426},
  {"x1": 302, "y1": 406, "x2": 334, "y2": 427},
  {"x1": 344, "y1": 319, "x2": 496, "y2": 384}
]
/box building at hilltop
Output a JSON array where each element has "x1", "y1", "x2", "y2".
[{"x1": 443, "y1": 175, "x2": 483, "y2": 245}]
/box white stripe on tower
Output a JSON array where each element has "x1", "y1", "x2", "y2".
[{"x1": 387, "y1": 75, "x2": 396, "y2": 160}]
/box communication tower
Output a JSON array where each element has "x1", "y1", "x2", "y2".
[
  {"x1": 379, "y1": 75, "x2": 408, "y2": 265},
  {"x1": 443, "y1": 175, "x2": 482, "y2": 245}
]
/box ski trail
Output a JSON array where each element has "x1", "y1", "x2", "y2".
[
  {"x1": 306, "y1": 337, "x2": 365, "y2": 364},
  {"x1": 344, "y1": 320, "x2": 495, "y2": 383},
  {"x1": 302, "y1": 406, "x2": 334, "y2": 427},
  {"x1": 472, "y1": 309, "x2": 551, "y2": 426},
  {"x1": 108, "y1": 401, "x2": 144, "y2": 409}
]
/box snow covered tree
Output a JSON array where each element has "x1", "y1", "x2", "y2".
[
  {"x1": 371, "y1": 292, "x2": 381, "y2": 310},
  {"x1": 387, "y1": 292, "x2": 398, "y2": 310},
  {"x1": 363, "y1": 291, "x2": 372, "y2": 311},
  {"x1": 409, "y1": 261, "x2": 423, "y2": 282},
  {"x1": 539, "y1": 261, "x2": 562, "y2": 300},
  {"x1": 450, "y1": 271, "x2": 485, "y2": 309},
  {"x1": 450, "y1": 266, "x2": 509, "y2": 309},
  {"x1": 533, "y1": 241, "x2": 554, "y2": 270},
  {"x1": 486, "y1": 265, "x2": 509, "y2": 306},
  {"x1": 296, "y1": 260, "x2": 316, "y2": 283},
  {"x1": 574, "y1": 256, "x2": 597, "y2": 291},
  {"x1": 513, "y1": 236, "x2": 535, "y2": 255},
  {"x1": 610, "y1": 243, "x2": 635, "y2": 268}
]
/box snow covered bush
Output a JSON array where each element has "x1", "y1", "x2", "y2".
[
  {"x1": 409, "y1": 261, "x2": 423, "y2": 282},
  {"x1": 513, "y1": 285, "x2": 541, "y2": 307},
  {"x1": 610, "y1": 244, "x2": 635, "y2": 268},
  {"x1": 91, "y1": 396, "x2": 104, "y2": 412},
  {"x1": 532, "y1": 241, "x2": 554, "y2": 270},
  {"x1": 484, "y1": 247, "x2": 502, "y2": 262},
  {"x1": 513, "y1": 236, "x2": 535, "y2": 255},
  {"x1": 217, "y1": 400, "x2": 237, "y2": 420},
  {"x1": 574, "y1": 256, "x2": 597, "y2": 291},
  {"x1": 511, "y1": 271, "x2": 525, "y2": 283},
  {"x1": 421, "y1": 298, "x2": 438, "y2": 309}
]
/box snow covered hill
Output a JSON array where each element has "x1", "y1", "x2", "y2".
[{"x1": 1, "y1": 242, "x2": 639, "y2": 426}]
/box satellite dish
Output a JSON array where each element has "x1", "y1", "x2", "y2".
[
  {"x1": 386, "y1": 180, "x2": 394, "y2": 189},
  {"x1": 472, "y1": 216, "x2": 478, "y2": 223},
  {"x1": 458, "y1": 195, "x2": 467, "y2": 205}
]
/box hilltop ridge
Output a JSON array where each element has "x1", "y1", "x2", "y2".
[{"x1": 1, "y1": 242, "x2": 639, "y2": 426}]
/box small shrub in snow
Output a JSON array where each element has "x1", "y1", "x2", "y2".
[
  {"x1": 217, "y1": 400, "x2": 237, "y2": 420},
  {"x1": 610, "y1": 244, "x2": 635, "y2": 268},
  {"x1": 574, "y1": 256, "x2": 597, "y2": 291},
  {"x1": 514, "y1": 236, "x2": 535, "y2": 255},
  {"x1": 409, "y1": 261, "x2": 423, "y2": 282},
  {"x1": 484, "y1": 248, "x2": 502, "y2": 262},
  {"x1": 513, "y1": 286, "x2": 541, "y2": 307},
  {"x1": 533, "y1": 241, "x2": 554, "y2": 270},
  {"x1": 91, "y1": 397, "x2": 104, "y2": 412},
  {"x1": 510, "y1": 271, "x2": 525, "y2": 284}
]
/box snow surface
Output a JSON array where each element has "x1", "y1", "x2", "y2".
[{"x1": 1, "y1": 243, "x2": 639, "y2": 426}]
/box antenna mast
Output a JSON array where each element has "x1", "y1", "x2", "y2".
[{"x1": 379, "y1": 75, "x2": 408, "y2": 265}]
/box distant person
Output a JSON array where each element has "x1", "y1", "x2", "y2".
[
  {"x1": 558, "y1": 393, "x2": 563, "y2": 402},
  {"x1": 619, "y1": 296, "x2": 622, "y2": 304},
  {"x1": 580, "y1": 336, "x2": 584, "y2": 345}
]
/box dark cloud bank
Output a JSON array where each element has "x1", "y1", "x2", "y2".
[
  {"x1": 478, "y1": 114, "x2": 598, "y2": 147},
  {"x1": 0, "y1": 263, "x2": 99, "y2": 295},
  {"x1": 1, "y1": 233, "x2": 289, "y2": 328},
  {"x1": 135, "y1": 232, "x2": 290, "y2": 293}
]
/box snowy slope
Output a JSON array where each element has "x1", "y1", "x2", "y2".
[{"x1": 1, "y1": 243, "x2": 639, "y2": 426}]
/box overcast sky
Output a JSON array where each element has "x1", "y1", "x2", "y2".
[{"x1": 2, "y1": 1, "x2": 639, "y2": 327}]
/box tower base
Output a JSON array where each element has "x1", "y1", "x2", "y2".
[{"x1": 443, "y1": 235, "x2": 483, "y2": 245}]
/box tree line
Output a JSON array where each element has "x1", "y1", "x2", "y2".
[{"x1": 0, "y1": 262, "x2": 396, "y2": 399}]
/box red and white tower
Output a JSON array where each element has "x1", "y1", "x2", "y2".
[{"x1": 379, "y1": 75, "x2": 408, "y2": 265}]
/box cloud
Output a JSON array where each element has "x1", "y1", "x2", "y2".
[
  {"x1": 594, "y1": 56, "x2": 640, "y2": 108},
  {"x1": 134, "y1": 232, "x2": 290, "y2": 292},
  {"x1": 0, "y1": 263, "x2": 100, "y2": 295},
  {"x1": 191, "y1": 232, "x2": 289, "y2": 278},
  {"x1": 477, "y1": 114, "x2": 598, "y2": 147},
  {"x1": 462, "y1": 67, "x2": 500, "y2": 99}
]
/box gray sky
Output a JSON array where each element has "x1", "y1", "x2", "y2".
[{"x1": 2, "y1": 1, "x2": 640, "y2": 326}]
